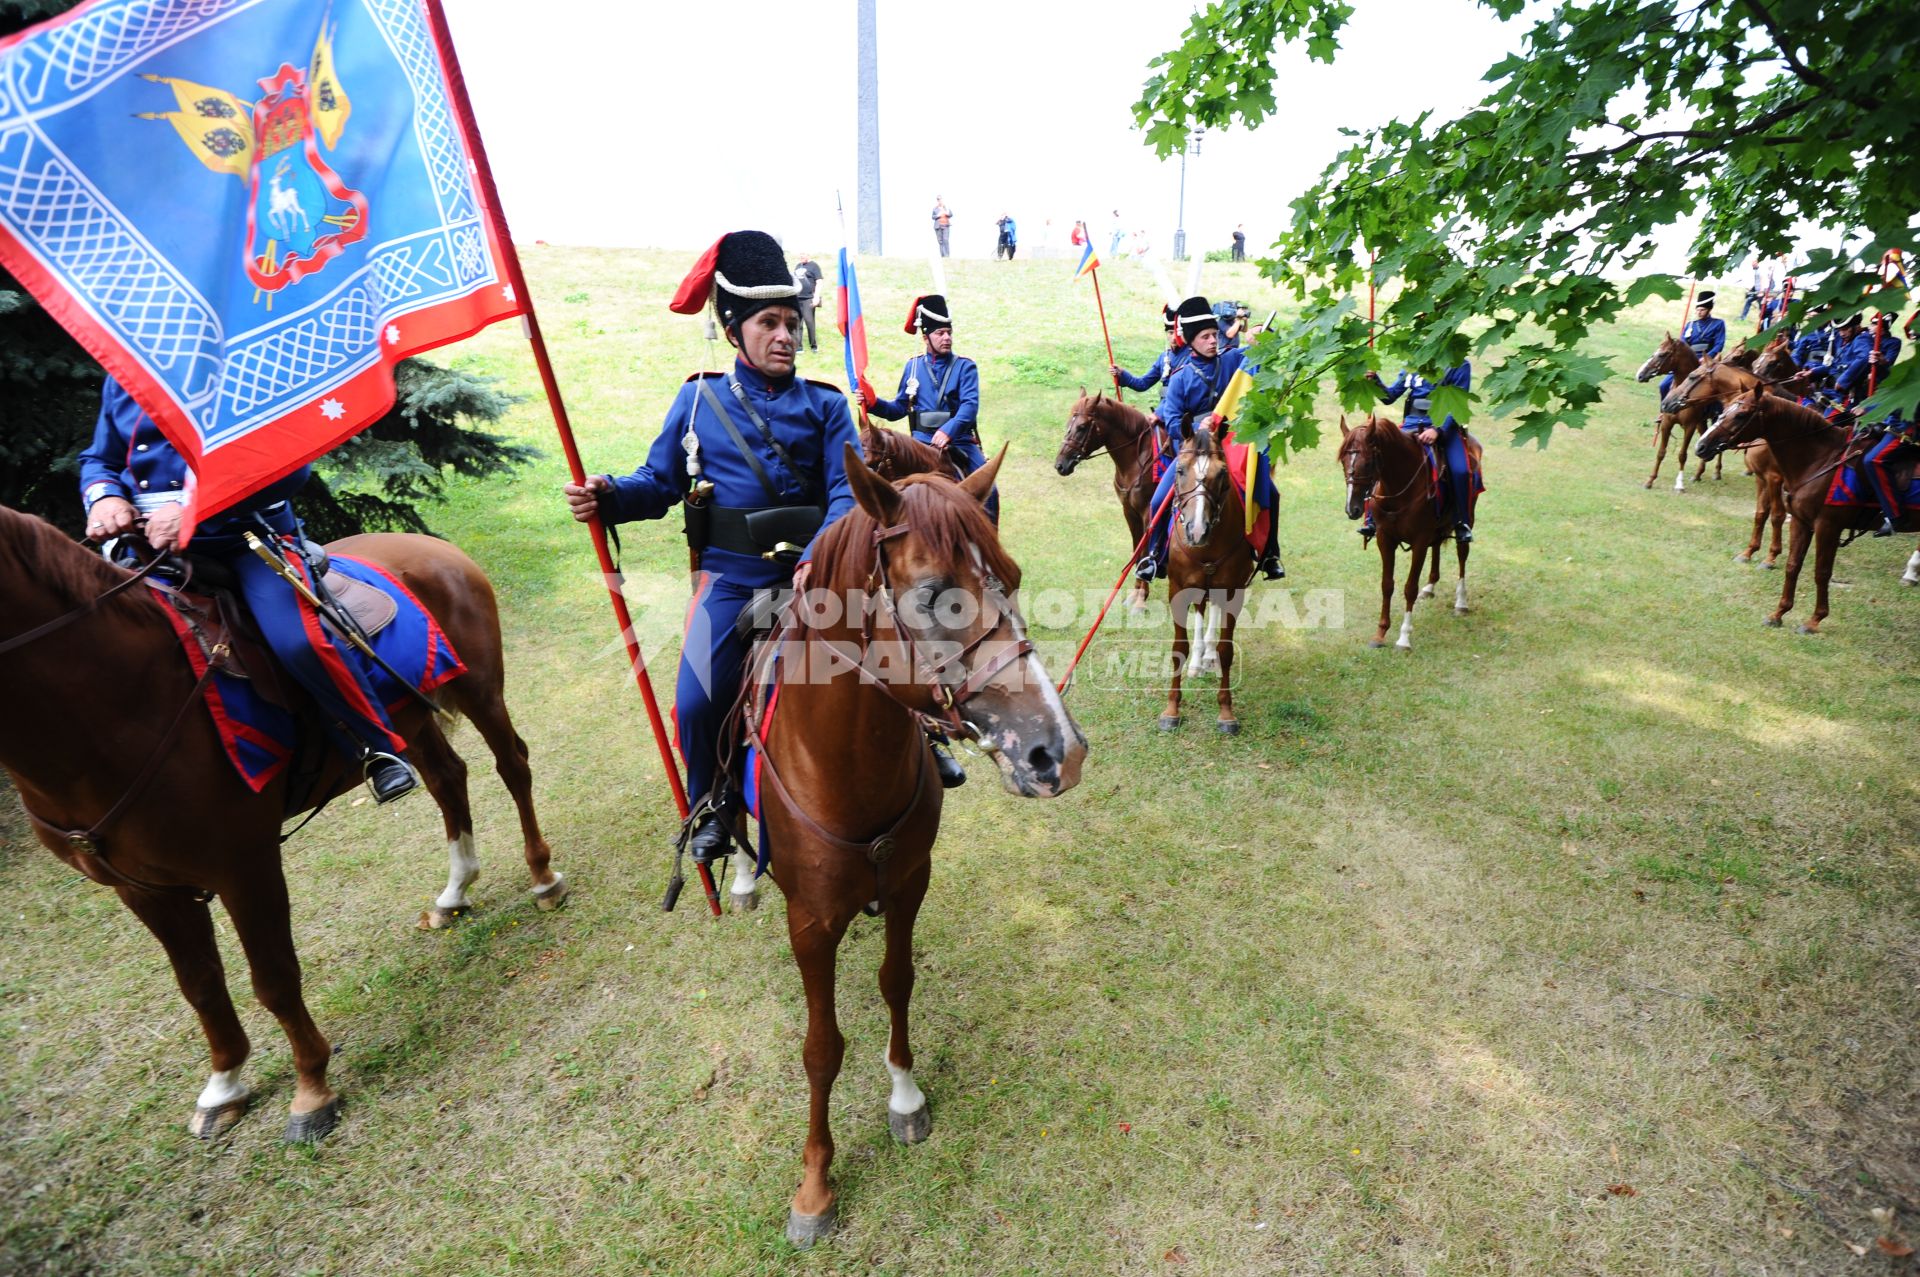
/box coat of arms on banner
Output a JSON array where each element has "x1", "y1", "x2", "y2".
[{"x1": 139, "y1": 23, "x2": 366, "y2": 302}]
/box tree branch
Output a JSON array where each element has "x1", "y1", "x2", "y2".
[{"x1": 1740, "y1": 0, "x2": 1881, "y2": 109}]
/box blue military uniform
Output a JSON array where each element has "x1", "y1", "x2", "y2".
[
  {"x1": 601, "y1": 360, "x2": 857, "y2": 820},
  {"x1": 1137, "y1": 295, "x2": 1281, "y2": 578},
  {"x1": 1659, "y1": 303, "x2": 1726, "y2": 399},
  {"x1": 869, "y1": 293, "x2": 1000, "y2": 522},
  {"x1": 79, "y1": 377, "x2": 411, "y2": 774},
  {"x1": 1791, "y1": 322, "x2": 1837, "y2": 371},
  {"x1": 604, "y1": 230, "x2": 860, "y2": 858},
  {"x1": 1376, "y1": 362, "x2": 1477, "y2": 538},
  {"x1": 1832, "y1": 325, "x2": 1900, "y2": 401},
  {"x1": 1861, "y1": 408, "x2": 1916, "y2": 534}
]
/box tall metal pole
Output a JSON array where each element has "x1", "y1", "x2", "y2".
[
  {"x1": 856, "y1": 0, "x2": 882, "y2": 255},
  {"x1": 1174, "y1": 147, "x2": 1187, "y2": 262}
]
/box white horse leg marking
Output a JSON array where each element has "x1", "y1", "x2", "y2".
[
  {"x1": 196, "y1": 1068, "x2": 249, "y2": 1110},
  {"x1": 435, "y1": 831, "x2": 480, "y2": 910},
  {"x1": 730, "y1": 852, "x2": 758, "y2": 901},
  {"x1": 1396, "y1": 612, "x2": 1414, "y2": 650},
  {"x1": 1200, "y1": 601, "x2": 1222, "y2": 673},
  {"x1": 1904, "y1": 550, "x2": 1920, "y2": 586},
  {"x1": 1455, "y1": 578, "x2": 1469, "y2": 613},
  {"x1": 1182, "y1": 603, "x2": 1204, "y2": 678},
  {"x1": 1418, "y1": 581, "x2": 1434, "y2": 600},
  {"x1": 885, "y1": 1052, "x2": 927, "y2": 1116}
]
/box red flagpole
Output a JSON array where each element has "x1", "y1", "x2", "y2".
[
  {"x1": 1679, "y1": 280, "x2": 1696, "y2": 327},
  {"x1": 1089, "y1": 264, "x2": 1123, "y2": 399},
  {"x1": 1056, "y1": 480, "x2": 1179, "y2": 694},
  {"x1": 422, "y1": 0, "x2": 711, "y2": 907}
]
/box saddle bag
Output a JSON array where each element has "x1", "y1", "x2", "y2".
[{"x1": 915, "y1": 410, "x2": 954, "y2": 435}]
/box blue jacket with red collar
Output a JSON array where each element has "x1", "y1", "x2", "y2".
[
  {"x1": 1159, "y1": 346, "x2": 1247, "y2": 448},
  {"x1": 78, "y1": 376, "x2": 307, "y2": 545},
  {"x1": 598, "y1": 359, "x2": 858, "y2": 571}
]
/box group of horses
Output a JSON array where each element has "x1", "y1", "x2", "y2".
[
  {"x1": 1053, "y1": 389, "x2": 1478, "y2": 683},
  {"x1": 0, "y1": 438, "x2": 1085, "y2": 1246},
  {"x1": 1636, "y1": 330, "x2": 1920, "y2": 633}
]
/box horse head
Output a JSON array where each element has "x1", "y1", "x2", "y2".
[
  {"x1": 1753, "y1": 336, "x2": 1797, "y2": 383},
  {"x1": 1336, "y1": 415, "x2": 1388, "y2": 521},
  {"x1": 838, "y1": 445, "x2": 1086, "y2": 798},
  {"x1": 1174, "y1": 425, "x2": 1232, "y2": 549},
  {"x1": 1696, "y1": 386, "x2": 1770, "y2": 458},
  {"x1": 1661, "y1": 358, "x2": 1717, "y2": 414},
  {"x1": 1636, "y1": 332, "x2": 1683, "y2": 383},
  {"x1": 862, "y1": 423, "x2": 950, "y2": 482},
  {"x1": 1054, "y1": 389, "x2": 1105, "y2": 475}
]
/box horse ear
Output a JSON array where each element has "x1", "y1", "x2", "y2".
[
  {"x1": 843, "y1": 441, "x2": 903, "y2": 524},
  {"x1": 1339, "y1": 415, "x2": 1350, "y2": 438},
  {"x1": 959, "y1": 444, "x2": 1007, "y2": 506}
]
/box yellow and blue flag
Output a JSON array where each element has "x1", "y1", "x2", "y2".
[
  {"x1": 0, "y1": 0, "x2": 522, "y2": 521},
  {"x1": 1074, "y1": 239, "x2": 1100, "y2": 280}
]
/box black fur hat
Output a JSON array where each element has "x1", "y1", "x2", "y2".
[
  {"x1": 669, "y1": 230, "x2": 799, "y2": 331},
  {"x1": 906, "y1": 294, "x2": 952, "y2": 334},
  {"x1": 1176, "y1": 295, "x2": 1218, "y2": 339}
]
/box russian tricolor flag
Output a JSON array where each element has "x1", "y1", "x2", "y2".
[{"x1": 837, "y1": 247, "x2": 876, "y2": 409}]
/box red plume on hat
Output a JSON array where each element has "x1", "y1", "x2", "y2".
[
  {"x1": 904, "y1": 295, "x2": 929, "y2": 334},
  {"x1": 670, "y1": 236, "x2": 725, "y2": 315}
]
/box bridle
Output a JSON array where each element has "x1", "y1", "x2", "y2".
[
  {"x1": 1, "y1": 544, "x2": 217, "y2": 900},
  {"x1": 1344, "y1": 422, "x2": 1425, "y2": 514},
  {"x1": 1171, "y1": 443, "x2": 1230, "y2": 547},
  {"x1": 1059, "y1": 400, "x2": 1151, "y2": 469},
  {"x1": 861, "y1": 520, "x2": 1034, "y2": 738}
]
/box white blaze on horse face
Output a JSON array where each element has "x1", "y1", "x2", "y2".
[
  {"x1": 1186, "y1": 456, "x2": 1211, "y2": 542},
  {"x1": 1636, "y1": 354, "x2": 1657, "y2": 382},
  {"x1": 885, "y1": 1051, "x2": 927, "y2": 1116},
  {"x1": 436, "y1": 831, "x2": 480, "y2": 910},
  {"x1": 196, "y1": 1068, "x2": 248, "y2": 1110}
]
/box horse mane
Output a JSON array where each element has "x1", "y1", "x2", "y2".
[
  {"x1": 0, "y1": 506, "x2": 165, "y2": 625},
  {"x1": 807, "y1": 476, "x2": 1021, "y2": 598},
  {"x1": 861, "y1": 423, "x2": 952, "y2": 479},
  {"x1": 1084, "y1": 392, "x2": 1153, "y2": 442},
  {"x1": 1723, "y1": 347, "x2": 1758, "y2": 370},
  {"x1": 1754, "y1": 392, "x2": 1847, "y2": 437}
]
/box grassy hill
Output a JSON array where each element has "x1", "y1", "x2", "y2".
[{"x1": 2, "y1": 248, "x2": 1916, "y2": 1276}]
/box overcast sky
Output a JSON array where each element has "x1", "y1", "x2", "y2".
[{"x1": 442, "y1": 0, "x2": 1709, "y2": 272}]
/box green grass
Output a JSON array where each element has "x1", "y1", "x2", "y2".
[{"x1": 2, "y1": 247, "x2": 1917, "y2": 1275}]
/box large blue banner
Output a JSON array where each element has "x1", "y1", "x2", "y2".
[{"x1": 0, "y1": 0, "x2": 521, "y2": 517}]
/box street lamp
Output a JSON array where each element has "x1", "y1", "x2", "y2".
[{"x1": 1173, "y1": 126, "x2": 1205, "y2": 261}]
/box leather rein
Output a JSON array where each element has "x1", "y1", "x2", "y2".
[{"x1": 2, "y1": 549, "x2": 218, "y2": 900}]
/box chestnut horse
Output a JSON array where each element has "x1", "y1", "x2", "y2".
[
  {"x1": 1634, "y1": 333, "x2": 1724, "y2": 490},
  {"x1": 861, "y1": 420, "x2": 959, "y2": 482},
  {"x1": 0, "y1": 506, "x2": 563, "y2": 1142},
  {"x1": 743, "y1": 446, "x2": 1086, "y2": 1244},
  {"x1": 1054, "y1": 391, "x2": 1159, "y2": 611},
  {"x1": 1338, "y1": 415, "x2": 1478, "y2": 649},
  {"x1": 1696, "y1": 389, "x2": 1910, "y2": 632},
  {"x1": 1159, "y1": 427, "x2": 1255, "y2": 733},
  {"x1": 1662, "y1": 358, "x2": 1789, "y2": 568},
  {"x1": 1753, "y1": 333, "x2": 1797, "y2": 382}
]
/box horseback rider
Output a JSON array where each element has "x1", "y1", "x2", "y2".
[
  {"x1": 1659, "y1": 292, "x2": 1726, "y2": 400},
  {"x1": 562, "y1": 230, "x2": 961, "y2": 866},
  {"x1": 1831, "y1": 312, "x2": 1900, "y2": 405},
  {"x1": 869, "y1": 294, "x2": 1000, "y2": 523},
  {"x1": 1111, "y1": 305, "x2": 1190, "y2": 451},
  {"x1": 1134, "y1": 296, "x2": 1284, "y2": 582},
  {"x1": 79, "y1": 377, "x2": 419, "y2": 803},
  {"x1": 1791, "y1": 313, "x2": 1874, "y2": 415},
  {"x1": 1790, "y1": 314, "x2": 1836, "y2": 370},
  {"x1": 1361, "y1": 361, "x2": 1477, "y2": 543},
  {"x1": 1860, "y1": 409, "x2": 1916, "y2": 537}
]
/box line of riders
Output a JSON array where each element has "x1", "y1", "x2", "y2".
[
  {"x1": 1664, "y1": 289, "x2": 1913, "y2": 536},
  {"x1": 1111, "y1": 305, "x2": 1479, "y2": 573}
]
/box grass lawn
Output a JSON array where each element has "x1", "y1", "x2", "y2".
[{"x1": 2, "y1": 247, "x2": 1917, "y2": 1276}]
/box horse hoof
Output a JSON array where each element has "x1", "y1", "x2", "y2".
[
  {"x1": 188, "y1": 1093, "x2": 251, "y2": 1140},
  {"x1": 416, "y1": 904, "x2": 469, "y2": 931},
  {"x1": 1417, "y1": 585, "x2": 1434, "y2": 600},
  {"x1": 1395, "y1": 638, "x2": 1412, "y2": 651},
  {"x1": 1216, "y1": 719, "x2": 1240, "y2": 736},
  {"x1": 889, "y1": 1102, "x2": 932, "y2": 1144},
  {"x1": 1453, "y1": 606, "x2": 1470, "y2": 616},
  {"x1": 1795, "y1": 624, "x2": 1820, "y2": 636},
  {"x1": 1759, "y1": 561, "x2": 1777, "y2": 571},
  {"x1": 1157, "y1": 715, "x2": 1183, "y2": 732},
  {"x1": 1643, "y1": 479, "x2": 1654, "y2": 489},
  {"x1": 785, "y1": 1204, "x2": 838, "y2": 1247},
  {"x1": 282, "y1": 1098, "x2": 341, "y2": 1144},
  {"x1": 533, "y1": 875, "x2": 571, "y2": 913},
  {"x1": 1734, "y1": 554, "x2": 1751, "y2": 563},
  {"x1": 1368, "y1": 638, "x2": 1387, "y2": 649},
  {"x1": 1763, "y1": 617, "x2": 1783, "y2": 628},
  {"x1": 729, "y1": 889, "x2": 759, "y2": 913}
]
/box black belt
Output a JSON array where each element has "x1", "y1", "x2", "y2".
[{"x1": 706, "y1": 504, "x2": 825, "y2": 560}]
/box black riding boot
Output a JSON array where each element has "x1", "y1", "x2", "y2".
[
  {"x1": 365, "y1": 751, "x2": 418, "y2": 805},
  {"x1": 688, "y1": 812, "x2": 732, "y2": 866}
]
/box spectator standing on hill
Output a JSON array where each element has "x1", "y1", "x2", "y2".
[
  {"x1": 996, "y1": 213, "x2": 1018, "y2": 260},
  {"x1": 1231, "y1": 225, "x2": 1246, "y2": 262},
  {"x1": 792, "y1": 254, "x2": 825, "y2": 352},
  {"x1": 1108, "y1": 210, "x2": 1124, "y2": 256},
  {"x1": 932, "y1": 197, "x2": 953, "y2": 257}
]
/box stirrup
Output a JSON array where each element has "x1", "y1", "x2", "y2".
[
  {"x1": 363, "y1": 751, "x2": 418, "y2": 806},
  {"x1": 1874, "y1": 517, "x2": 1896, "y2": 538},
  {"x1": 1134, "y1": 554, "x2": 1158, "y2": 581}
]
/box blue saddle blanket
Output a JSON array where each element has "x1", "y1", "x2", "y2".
[
  {"x1": 1827, "y1": 460, "x2": 1920, "y2": 510},
  {"x1": 154, "y1": 555, "x2": 465, "y2": 791}
]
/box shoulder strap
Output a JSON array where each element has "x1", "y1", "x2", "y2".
[
  {"x1": 934, "y1": 356, "x2": 959, "y2": 401},
  {"x1": 696, "y1": 377, "x2": 783, "y2": 506}
]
